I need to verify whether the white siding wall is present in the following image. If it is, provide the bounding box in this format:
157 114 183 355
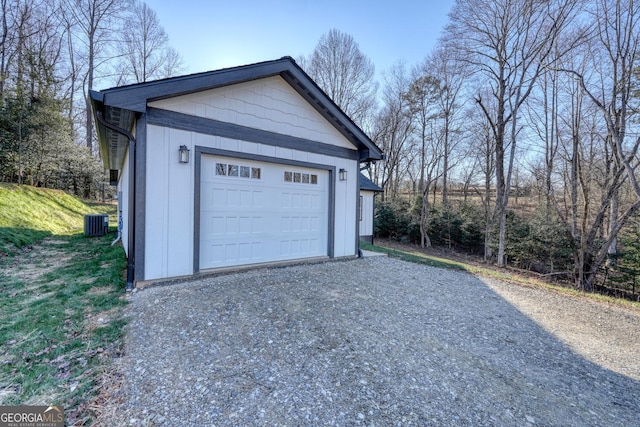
145 126 195 280
359 191 375 238
142 78 360 280
118 150 130 257
149 76 353 150
333 156 358 257
145 125 358 280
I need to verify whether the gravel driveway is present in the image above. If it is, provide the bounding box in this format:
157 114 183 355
108 257 640 426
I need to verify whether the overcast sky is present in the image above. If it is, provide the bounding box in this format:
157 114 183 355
145 0 455 78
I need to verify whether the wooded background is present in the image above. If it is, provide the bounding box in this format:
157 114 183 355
1 0 639 296
0 0 183 198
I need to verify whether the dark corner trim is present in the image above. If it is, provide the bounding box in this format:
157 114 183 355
356 168 361 256
193 146 203 275
134 114 147 282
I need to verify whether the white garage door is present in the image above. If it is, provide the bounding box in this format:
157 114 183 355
200 155 329 269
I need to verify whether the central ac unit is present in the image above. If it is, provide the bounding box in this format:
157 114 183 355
84 214 109 237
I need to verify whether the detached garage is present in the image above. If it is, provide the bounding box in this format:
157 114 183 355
91 57 383 288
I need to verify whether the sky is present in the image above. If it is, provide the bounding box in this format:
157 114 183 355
145 0 456 79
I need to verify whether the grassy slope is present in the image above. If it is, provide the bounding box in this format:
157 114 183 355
0 183 126 424
0 183 114 254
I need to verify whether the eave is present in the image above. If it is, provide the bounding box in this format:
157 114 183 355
90 91 136 172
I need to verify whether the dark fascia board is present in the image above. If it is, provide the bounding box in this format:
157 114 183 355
278 65 382 162
99 60 288 112
95 57 383 162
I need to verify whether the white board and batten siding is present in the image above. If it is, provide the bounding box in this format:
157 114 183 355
143 76 358 280
359 191 376 240
117 150 130 256
143 125 195 280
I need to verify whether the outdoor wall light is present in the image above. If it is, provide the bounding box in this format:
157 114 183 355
178 145 190 164
339 168 347 181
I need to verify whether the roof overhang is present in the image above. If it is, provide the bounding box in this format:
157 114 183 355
91 57 383 171
90 91 136 171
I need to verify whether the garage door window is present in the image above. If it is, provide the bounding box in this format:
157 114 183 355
216 162 261 180
284 170 318 185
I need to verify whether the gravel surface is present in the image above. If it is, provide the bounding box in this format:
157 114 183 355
107 257 640 426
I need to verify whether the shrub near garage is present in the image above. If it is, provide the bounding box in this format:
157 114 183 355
374 198 485 252
374 200 411 239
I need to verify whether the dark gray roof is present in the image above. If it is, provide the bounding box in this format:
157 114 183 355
91 57 383 171
360 173 383 192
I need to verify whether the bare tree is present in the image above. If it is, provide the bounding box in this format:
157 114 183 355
406 66 439 195
300 28 378 129
0 0 12 99
557 0 640 291
465 99 497 261
543 30 593 281
370 63 413 200
447 0 577 266
426 46 466 206
60 5 81 125
114 0 184 84
61 0 128 152
405 65 443 247
417 121 445 248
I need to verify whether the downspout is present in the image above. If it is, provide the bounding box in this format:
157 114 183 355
95 110 136 292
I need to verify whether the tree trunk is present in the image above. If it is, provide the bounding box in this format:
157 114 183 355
420 185 432 248
442 111 450 206
607 188 619 265
497 97 518 267
85 31 94 152
484 130 492 262
0 0 8 100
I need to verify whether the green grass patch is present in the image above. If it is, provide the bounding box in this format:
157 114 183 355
0 183 115 255
0 231 127 421
361 242 469 271
0 185 127 423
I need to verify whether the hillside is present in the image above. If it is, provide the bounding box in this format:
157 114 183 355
0 184 126 421
0 183 115 254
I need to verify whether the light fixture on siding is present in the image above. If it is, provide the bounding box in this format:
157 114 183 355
339 168 347 181
178 145 190 164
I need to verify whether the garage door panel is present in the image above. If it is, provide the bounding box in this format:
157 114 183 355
203 241 264 267
238 216 252 233
202 187 263 210
281 216 321 233
279 238 319 257
200 155 328 269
